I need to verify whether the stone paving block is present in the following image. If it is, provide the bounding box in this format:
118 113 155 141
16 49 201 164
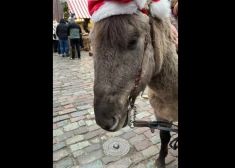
166 165 177 168
53 91 60 94
166 154 176 165
87 108 94 114
85 143 101 153
74 91 86 96
60 102 70 106
129 134 146 145
149 134 161 145
106 157 132 168
84 129 104 140
144 130 155 139
78 120 86 126
122 126 134 132
63 104 74 109
59 108 77 115
171 134 177 139
85 120 94 126
136 112 151 119
146 161 155 168
76 95 91 102
66 135 85 145
135 163 146 168
86 114 95 120
70 116 86 123
53 124 57 130
77 149 104 165
56 132 74 142
56 120 68 127
63 122 79 131
55 158 73 168
53 139 56 144
142 146 160 158
90 137 101 144
53 115 70 123
82 159 103 168
72 149 85 158
106 129 124 137
170 132 177 137
134 139 151 151
150 115 156 121
71 111 89 118
83 86 93 89
169 148 178 157
122 131 136 140
130 152 145 164
101 156 118 165
53 142 66 151
53 149 69 161
53 129 63 137
88 125 100 132
54 107 63 112
77 104 92 111
58 96 71 100
73 127 89 135
53 112 58 117
70 141 91 152
139 117 151 122
167 159 178 168
75 101 89 107
53 103 60 108
134 127 149 134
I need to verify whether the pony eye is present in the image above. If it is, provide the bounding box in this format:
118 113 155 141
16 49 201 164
128 39 137 45
128 36 138 49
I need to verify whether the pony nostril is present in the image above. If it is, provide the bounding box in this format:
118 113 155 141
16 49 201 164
109 116 119 131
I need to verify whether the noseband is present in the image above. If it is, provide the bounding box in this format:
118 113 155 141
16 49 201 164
126 16 178 150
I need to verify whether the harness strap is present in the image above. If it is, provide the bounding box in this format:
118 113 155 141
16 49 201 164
133 120 178 133
169 137 178 150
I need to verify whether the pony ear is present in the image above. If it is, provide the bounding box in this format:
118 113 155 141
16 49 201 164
149 0 171 19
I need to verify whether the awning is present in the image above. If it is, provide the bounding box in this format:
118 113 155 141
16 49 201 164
67 0 91 19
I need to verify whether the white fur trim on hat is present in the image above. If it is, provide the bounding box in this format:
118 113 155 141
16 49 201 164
150 0 171 19
134 0 146 9
91 0 147 23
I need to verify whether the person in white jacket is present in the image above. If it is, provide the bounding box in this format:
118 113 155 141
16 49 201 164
53 20 60 54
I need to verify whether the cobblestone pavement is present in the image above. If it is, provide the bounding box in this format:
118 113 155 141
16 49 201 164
53 52 178 168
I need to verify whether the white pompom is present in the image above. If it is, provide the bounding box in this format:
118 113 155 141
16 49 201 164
150 0 171 19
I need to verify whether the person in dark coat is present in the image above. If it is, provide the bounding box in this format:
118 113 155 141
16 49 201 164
67 18 83 59
56 19 69 57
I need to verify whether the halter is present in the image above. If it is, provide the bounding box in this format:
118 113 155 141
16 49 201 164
126 12 178 150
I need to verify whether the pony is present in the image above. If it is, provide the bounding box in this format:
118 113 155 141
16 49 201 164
89 0 178 167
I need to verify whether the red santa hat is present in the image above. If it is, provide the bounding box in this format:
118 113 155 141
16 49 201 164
88 0 171 23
